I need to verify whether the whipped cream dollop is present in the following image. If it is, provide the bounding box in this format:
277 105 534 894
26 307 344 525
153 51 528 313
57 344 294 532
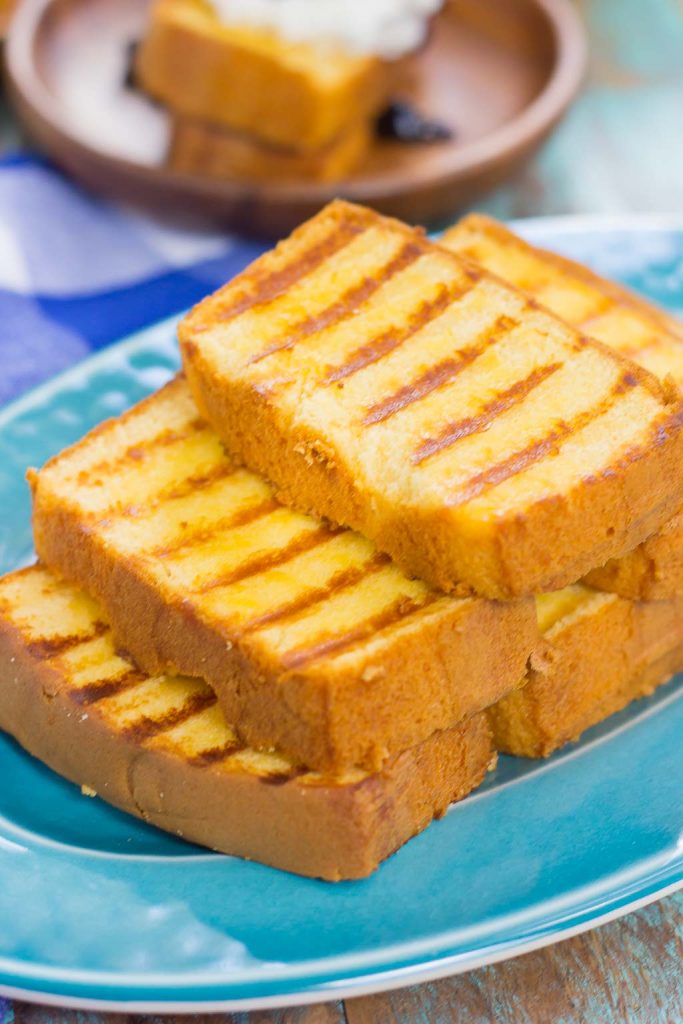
209 0 444 59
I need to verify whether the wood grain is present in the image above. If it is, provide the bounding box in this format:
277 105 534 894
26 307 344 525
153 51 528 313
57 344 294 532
347 892 683 1024
0 999 347 1024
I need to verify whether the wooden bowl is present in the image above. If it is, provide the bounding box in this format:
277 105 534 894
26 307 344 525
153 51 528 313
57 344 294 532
5 0 587 237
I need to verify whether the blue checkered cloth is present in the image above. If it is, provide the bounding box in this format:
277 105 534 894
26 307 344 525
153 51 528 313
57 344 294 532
0 155 268 406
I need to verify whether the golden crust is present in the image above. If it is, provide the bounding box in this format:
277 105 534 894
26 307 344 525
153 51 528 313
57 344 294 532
0 565 494 881
135 0 391 152
489 586 683 756
30 376 537 773
441 213 683 600
584 507 683 599
180 199 683 599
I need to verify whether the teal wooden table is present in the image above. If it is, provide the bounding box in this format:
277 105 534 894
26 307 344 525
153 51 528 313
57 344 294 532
1 0 682 1020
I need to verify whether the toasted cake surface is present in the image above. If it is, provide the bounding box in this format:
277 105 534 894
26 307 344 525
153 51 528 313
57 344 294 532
179 200 683 599
442 214 683 599
489 583 683 757
441 214 683 383
0 565 493 880
135 0 390 151
30 376 535 773
169 115 370 183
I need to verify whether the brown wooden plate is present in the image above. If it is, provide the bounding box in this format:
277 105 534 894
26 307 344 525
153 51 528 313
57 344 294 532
5 0 586 236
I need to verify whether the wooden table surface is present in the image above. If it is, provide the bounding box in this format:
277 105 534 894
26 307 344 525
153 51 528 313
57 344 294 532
1 0 682 1020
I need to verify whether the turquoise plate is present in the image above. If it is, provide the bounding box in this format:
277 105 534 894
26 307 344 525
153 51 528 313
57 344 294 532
1 218 682 1011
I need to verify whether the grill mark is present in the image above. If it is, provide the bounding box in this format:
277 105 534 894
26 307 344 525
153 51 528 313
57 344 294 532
413 362 563 466
571 295 616 329
452 219 679 326
77 420 206 484
188 740 247 767
27 621 108 660
323 274 479 385
124 690 217 743
447 370 641 507
514 248 683 345
216 220 367 323
364 314 517 426
249 241 424 365
241 553 391 634
71 667 149 706
280 594 436 670
150 498 279 559
572 274 683 338
197 524 339 594
614 371 640 393
119 463 238 520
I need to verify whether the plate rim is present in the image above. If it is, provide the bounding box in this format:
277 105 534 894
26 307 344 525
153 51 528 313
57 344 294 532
1 878 680 1014
0 213 682 1011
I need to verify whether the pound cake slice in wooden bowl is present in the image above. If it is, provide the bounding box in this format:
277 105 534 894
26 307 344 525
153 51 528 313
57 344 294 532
134 0 394 154
29 376 536 775
490 584 683 757
178 200 683 600
169 115 372 184
441 214 683 600
0 564 494 880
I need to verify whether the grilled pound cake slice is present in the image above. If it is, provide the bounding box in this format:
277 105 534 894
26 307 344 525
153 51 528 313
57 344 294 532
0 566 494 880
441 214 683 382
179 200 683 599
489 584 683 757
30 377 535 774
441 214 683 600
135 0 391 153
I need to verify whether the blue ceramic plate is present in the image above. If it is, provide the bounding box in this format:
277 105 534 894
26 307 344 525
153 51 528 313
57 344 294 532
1 217 682 1012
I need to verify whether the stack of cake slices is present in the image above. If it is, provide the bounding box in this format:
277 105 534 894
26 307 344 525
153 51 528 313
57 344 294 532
3 201 683 879
134 0 403 183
